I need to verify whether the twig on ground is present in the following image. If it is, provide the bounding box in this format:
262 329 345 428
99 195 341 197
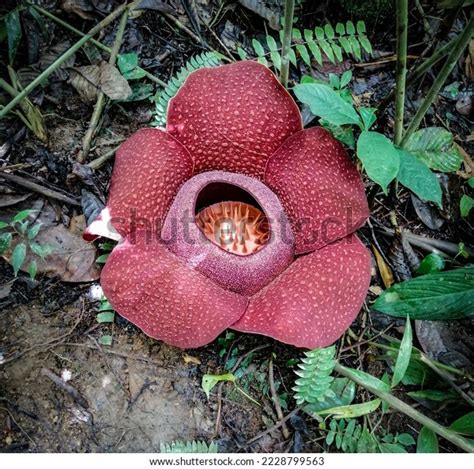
0 171 81 207
374 221 474 257
87 146 119 170
0 406 37 447
0 1 140 118
41 367 89 409
268 355 290 440
245 406 302 448
78 10 129 162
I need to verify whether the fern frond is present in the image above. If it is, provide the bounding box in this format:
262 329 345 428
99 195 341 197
249 20 372 72
160 440 219 453
151 52 223 127
293 345 336 405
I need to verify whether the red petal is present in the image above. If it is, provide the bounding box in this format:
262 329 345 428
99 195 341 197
232 234 371 349
265 127 369 254
92 128 193 238
167 61 302 179
101 232 248 349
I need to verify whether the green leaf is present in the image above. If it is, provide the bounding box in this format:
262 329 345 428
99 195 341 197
123 82 153 101
416 427 439 453
358 107 377 130
293 346 336 405
396 149 442 207
201 373 235 399
117 52 138 73
99 300 113 311
296 44 311 67
237 47 248 60
11 242 26 276
266 35 278 51
416 253 445 275
403 127 463 172
12 209 35 224
304 378 356 414
252 38 265 57
160 440 218 453
324 24 335 39
460 195 474 218
5 8 22 64
340 70 352 88
373 266 474 320
293 83 361 126
0 221 8 229
356 20 366 34
27 223 42 240
319 39 335 62
391 316 412 387
96 311 115 323
346 21 356 35
449 412 474 436
468 177 474 189
407 389 458 402
96 253 109 264
30 242 49 258
380 443 407 453
318 399 381 419
338 366 391 393
321 121 355 148
0 232 12 255
359 36 373 55
357 131 400 193
397 433 416 446
28 260 37 280
357 427 378 453
99 335 113 346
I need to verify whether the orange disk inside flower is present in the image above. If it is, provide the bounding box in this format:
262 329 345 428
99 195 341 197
196 201 269 256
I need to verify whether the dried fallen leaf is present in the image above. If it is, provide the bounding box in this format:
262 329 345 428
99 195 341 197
183 353 201 365
372 245 394 288
61 0 96 20
465 39 474 81
69 61 132 103
0 280 14 300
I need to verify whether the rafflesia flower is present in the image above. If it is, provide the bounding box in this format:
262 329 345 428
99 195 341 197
86 61 371 349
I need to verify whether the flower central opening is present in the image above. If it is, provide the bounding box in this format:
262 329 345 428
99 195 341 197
196 201 269 256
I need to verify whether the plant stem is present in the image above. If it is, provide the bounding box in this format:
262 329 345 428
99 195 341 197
0 2 138 118
401 15 474 145
394 0 408 145
335 363 474 452
279 0 295 88
79 10 129 162
30 4 167 88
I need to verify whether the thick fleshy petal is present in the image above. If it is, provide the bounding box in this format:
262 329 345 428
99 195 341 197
167 61 302 178
85 128 194 239
232 234 372 349
265 127 369 254
101 232 248 349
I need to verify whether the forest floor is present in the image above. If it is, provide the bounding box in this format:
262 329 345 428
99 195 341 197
0 0 473 454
